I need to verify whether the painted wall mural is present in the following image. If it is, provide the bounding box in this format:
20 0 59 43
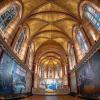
25 72 32 93
12 62 26 94
77 50 100 98
70 72 77 93
0 51 14 94
0 45 32 95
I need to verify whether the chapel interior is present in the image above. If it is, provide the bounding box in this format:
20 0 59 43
0 0 100 100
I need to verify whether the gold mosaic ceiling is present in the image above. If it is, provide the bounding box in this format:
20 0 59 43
20 0 82 67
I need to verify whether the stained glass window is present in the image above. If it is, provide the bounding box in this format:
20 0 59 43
84 5 100 31
0 5 18 31
76 30 89 54
15 28 26 53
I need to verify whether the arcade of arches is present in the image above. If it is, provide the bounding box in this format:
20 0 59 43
0 0 100 100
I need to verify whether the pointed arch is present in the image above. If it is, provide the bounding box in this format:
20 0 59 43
0 0 23 44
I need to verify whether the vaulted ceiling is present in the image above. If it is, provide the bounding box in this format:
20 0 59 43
20 0 82 68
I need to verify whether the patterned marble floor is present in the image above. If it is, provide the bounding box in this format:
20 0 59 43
21 95 85 100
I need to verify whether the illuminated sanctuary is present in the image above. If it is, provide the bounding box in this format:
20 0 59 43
0 0 100 100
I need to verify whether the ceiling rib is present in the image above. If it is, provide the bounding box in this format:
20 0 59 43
49 0 80 22
36 51 65 64
21 1 48 24
30 30 73 43
39 56 62 65
28 11 78 22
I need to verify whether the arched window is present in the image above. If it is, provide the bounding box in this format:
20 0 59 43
68 44 76 70
76 30 88 54
14 28 26 53
76 29 89 54
0 5 18 31
73 26 90 61
84 4 100 31
0 1 22 43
